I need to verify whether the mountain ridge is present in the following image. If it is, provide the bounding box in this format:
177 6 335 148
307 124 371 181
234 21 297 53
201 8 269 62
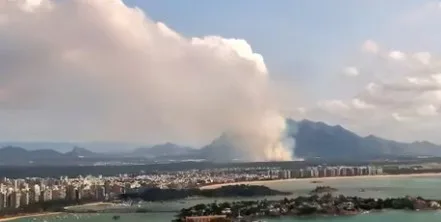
1 119 441 164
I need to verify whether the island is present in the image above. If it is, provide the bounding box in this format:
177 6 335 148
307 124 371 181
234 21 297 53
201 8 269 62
119 185 291 202
175 187 441 221
309 186 338 194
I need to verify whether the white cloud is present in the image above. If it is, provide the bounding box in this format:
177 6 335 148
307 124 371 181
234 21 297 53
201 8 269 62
416 104 438 116
365 82 380 94
352 98 375 109
389 50 406 60
0 0 294 161
392 112 412 122
310 37 441 143
343 66 359 77
431 73 441 84
296 107 307 114
413 52 431 65
317 100 350 114
361 40 379 54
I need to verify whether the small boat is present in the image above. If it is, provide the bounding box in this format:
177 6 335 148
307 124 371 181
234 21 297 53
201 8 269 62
112 215 121 220
359 189 366 192
311 180 323 184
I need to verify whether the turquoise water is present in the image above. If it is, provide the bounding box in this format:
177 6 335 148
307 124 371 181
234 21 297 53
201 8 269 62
10 211 441 222
10 176 441 221
267 211 441 221
10 213 176 222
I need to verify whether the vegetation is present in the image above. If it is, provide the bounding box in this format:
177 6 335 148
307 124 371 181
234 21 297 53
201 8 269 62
175 193 441 221
309 186 338 194
119 185 291 202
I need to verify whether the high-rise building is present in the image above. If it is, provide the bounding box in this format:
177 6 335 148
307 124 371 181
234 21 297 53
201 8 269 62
12 191 21 208
376 167 383 175
354 167 360 175
298 169 304 178
20 191 29 206
319 168 326 177
75 188 82 201
312 168 319 177
66 185 76 201
6 192 13 208
13 180 18 191
0 192 5 210
42 189 53 202
339 167 347 176
52 188 66 200
95 186 106 200
31 184 41 203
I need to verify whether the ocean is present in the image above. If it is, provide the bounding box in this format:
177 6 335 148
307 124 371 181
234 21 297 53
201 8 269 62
10 175 441 222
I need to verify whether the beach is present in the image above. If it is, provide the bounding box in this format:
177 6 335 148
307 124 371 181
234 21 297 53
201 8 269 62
0 202 113 222
63 201 114 209
199 172 441 189
0 212 62 222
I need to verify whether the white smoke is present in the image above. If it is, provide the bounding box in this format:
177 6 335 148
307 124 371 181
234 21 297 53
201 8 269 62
0 0 293 161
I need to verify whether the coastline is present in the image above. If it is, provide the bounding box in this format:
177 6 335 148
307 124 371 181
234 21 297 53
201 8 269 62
199 172 441 189
0 212 62 222
0 202 112 222
64 201 114 209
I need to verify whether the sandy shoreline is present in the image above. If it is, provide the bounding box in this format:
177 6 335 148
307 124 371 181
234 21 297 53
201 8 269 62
0 202 113 222
0 212 62 222
64 201 114 209
200 173 441 189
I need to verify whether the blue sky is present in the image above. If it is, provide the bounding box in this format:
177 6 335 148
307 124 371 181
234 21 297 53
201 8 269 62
124 0 432 100
114 0 441 144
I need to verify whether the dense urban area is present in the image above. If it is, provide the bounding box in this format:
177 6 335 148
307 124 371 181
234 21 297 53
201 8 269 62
2 160 441 221
0 165 383 212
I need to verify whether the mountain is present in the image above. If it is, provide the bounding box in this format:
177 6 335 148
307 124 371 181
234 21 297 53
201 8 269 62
132 143 193 157
3 119 441 164
290 119 441 159
199 119 441 161
0 146 98 164
64 147 98 158
0 142 146 153
198 133 250 162
0 146 64 163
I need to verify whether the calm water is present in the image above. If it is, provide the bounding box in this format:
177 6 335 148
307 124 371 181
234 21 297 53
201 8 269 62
11 176 441 222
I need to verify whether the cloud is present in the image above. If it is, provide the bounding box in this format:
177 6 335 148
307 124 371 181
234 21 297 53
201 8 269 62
391 112 412 122
416 104 438 116
361 40 379 54
343 66 359 77
317 100 350 114
308 37 441 143
351 98 375 110
0 0 293 161
389 50 406 60
413 52 431 65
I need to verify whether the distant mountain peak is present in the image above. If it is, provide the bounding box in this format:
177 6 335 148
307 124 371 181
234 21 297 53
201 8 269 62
64 146 96 157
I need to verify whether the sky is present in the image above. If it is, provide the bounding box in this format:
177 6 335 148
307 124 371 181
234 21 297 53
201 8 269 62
1 0 441 148
124 0 440 100
124 0 441 144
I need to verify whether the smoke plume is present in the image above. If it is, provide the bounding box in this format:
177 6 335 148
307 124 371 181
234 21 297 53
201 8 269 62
0 0 293 161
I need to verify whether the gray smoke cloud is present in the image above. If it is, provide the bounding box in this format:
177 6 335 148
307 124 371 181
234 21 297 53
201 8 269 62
0 0 294 161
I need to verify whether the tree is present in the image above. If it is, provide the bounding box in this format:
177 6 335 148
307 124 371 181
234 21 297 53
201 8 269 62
194 204 207 211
